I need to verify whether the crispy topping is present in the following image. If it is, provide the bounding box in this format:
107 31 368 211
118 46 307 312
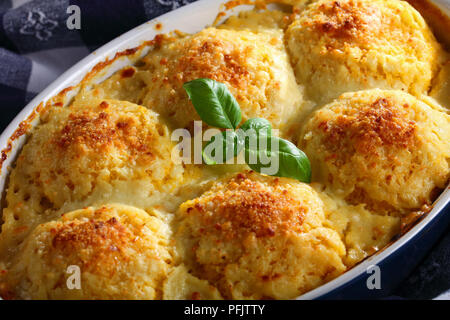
308 0 381 45
55 105 155 162
188 173 306 239
320 98 416 159
50 214 133 275
175 38 250 89
57 111 115 149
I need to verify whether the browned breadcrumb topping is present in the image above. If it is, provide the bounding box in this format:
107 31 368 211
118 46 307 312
50 211 134 276
319 1 379 38
186 172 306 239
175 39 251 89
305 0 382 46
57 111 115 149
319 98 416 162
55 103 155 162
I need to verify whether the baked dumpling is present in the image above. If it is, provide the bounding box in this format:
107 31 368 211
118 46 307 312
286 0 444 104
0 204 173 299
0 99 183 257
299 89 450 214
139 27 304 133
175 171 346 299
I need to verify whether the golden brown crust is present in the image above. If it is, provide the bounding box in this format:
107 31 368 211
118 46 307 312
55 105 155 164
1 204 173 300
286 0 445 104
0 33 158 174
318 98 417 162
300 89 450 214
313 0 381 44
185 172 306 239
50 214 132 277
57 111 115 150
176 40 251 89
0 98 184 262
175 171 346 299
139 27 304 131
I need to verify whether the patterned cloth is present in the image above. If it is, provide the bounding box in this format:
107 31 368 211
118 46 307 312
0 0 449 300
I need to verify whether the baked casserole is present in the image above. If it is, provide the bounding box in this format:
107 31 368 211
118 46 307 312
0 0 449 299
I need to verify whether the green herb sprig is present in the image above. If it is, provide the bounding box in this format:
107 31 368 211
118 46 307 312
183 78 311 183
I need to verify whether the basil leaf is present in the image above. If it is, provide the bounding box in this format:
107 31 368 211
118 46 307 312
238 118 272 152
183 78 242 129
202 130 244 165
245 136 311 183
239 118 272 136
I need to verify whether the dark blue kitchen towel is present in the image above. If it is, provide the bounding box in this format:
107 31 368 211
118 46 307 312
0 0 449 300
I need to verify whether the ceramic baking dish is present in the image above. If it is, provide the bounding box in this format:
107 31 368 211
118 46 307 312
0 0 448 300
